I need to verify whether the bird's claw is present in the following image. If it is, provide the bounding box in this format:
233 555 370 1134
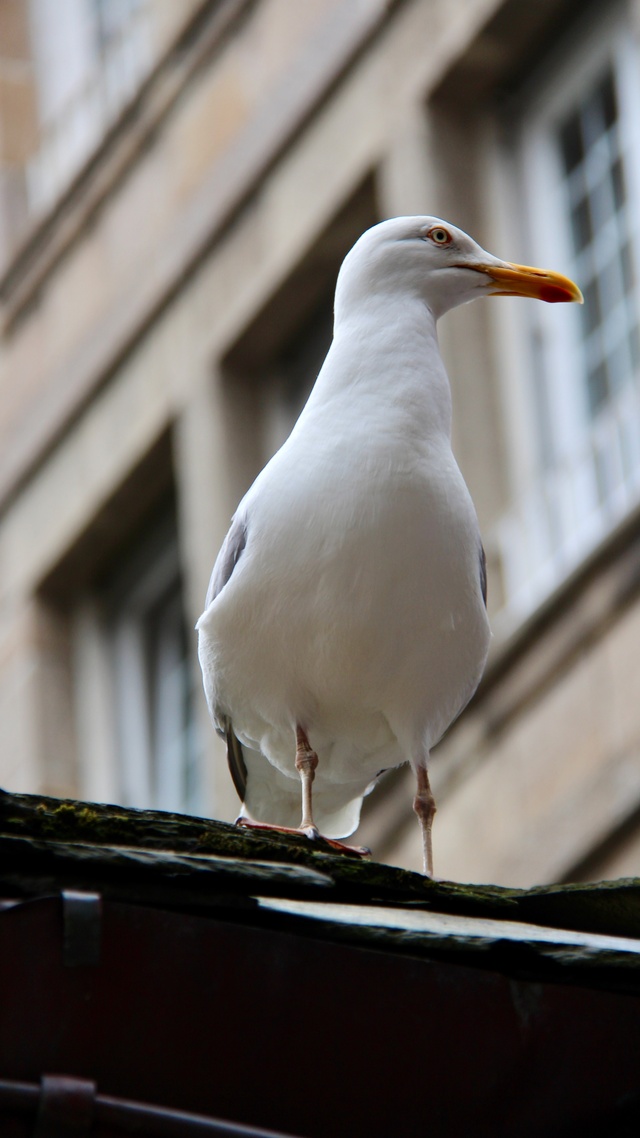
321 838 371 859
300 824 321 841
233 816 370 859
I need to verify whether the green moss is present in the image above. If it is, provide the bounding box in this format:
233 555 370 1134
30 800 134 843
3 788 640 942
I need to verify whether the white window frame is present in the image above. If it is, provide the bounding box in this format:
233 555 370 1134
492 0 640 630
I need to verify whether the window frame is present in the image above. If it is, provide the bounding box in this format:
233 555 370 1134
27 0 151 216
492 0 640 627
71 513 203 815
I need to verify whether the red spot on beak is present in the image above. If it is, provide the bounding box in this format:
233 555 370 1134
539 282 577 303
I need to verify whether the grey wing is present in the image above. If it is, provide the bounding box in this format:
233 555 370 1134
203 514 249 802
204 514 248 609
479 541 488 607
220 715 247 801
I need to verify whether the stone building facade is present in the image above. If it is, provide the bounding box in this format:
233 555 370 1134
1 0 639 886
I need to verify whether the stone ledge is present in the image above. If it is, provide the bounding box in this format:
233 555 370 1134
3 787 640 995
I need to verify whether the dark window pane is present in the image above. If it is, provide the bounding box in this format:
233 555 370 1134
599 70 618 131
611 156 626 210
584 70 617 145
630 325 640 370
591 173 615 229
587 360 609 413
621 242 635 293
559 114 583 173
581 278 602 334
570 197 592 251
599 255 624 315
581 69 617 152
594 446 614 505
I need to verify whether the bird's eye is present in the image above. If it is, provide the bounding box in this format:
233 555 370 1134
426 226 452 246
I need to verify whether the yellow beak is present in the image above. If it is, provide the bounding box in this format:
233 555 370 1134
472 261 583 304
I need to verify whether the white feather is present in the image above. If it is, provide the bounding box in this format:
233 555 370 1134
197 216 496 838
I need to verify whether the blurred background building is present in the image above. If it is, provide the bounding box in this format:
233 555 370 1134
0 0 639 886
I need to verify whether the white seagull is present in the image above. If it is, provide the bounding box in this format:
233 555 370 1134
197 216 581 875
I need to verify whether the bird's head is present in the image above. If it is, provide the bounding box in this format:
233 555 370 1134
334 216 583 322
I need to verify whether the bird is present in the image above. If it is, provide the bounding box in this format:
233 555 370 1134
197 216 582 876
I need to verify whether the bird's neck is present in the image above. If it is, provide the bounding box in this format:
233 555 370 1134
319 295 453 443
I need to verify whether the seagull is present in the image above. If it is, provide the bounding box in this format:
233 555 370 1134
197 216 582 875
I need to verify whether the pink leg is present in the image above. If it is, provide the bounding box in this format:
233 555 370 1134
295 725 319 837
414 763 437 877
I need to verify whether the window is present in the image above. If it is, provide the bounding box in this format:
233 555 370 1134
72 511 203 814
494 3 640 626
261 295 335 458
221 177 378 473
559 69 639 418
27 0 151 215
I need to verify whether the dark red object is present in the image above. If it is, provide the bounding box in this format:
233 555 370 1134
1 891 640 1137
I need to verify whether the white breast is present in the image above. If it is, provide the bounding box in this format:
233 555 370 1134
198 422 489 788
